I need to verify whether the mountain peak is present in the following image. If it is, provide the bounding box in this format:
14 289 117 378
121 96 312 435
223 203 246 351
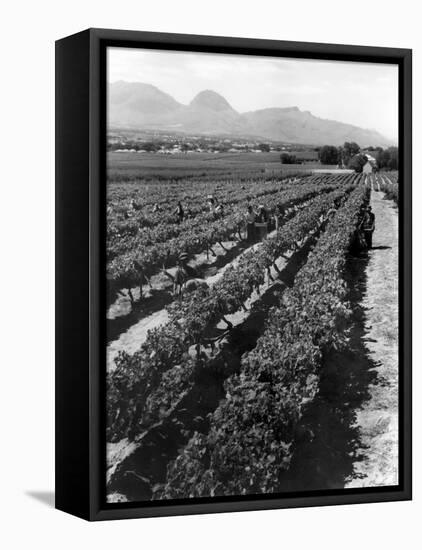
109 82 393 146
190 90 236 113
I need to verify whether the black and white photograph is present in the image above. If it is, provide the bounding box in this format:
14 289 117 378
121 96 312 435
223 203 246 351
105 46 400 504
1 0 419 541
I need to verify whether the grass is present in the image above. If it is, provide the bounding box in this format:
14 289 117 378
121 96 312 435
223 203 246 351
107 151 324 184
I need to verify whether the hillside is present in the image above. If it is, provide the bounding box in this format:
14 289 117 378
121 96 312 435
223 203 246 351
108 81 394 147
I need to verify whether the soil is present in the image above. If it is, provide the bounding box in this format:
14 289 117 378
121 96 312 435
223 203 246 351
345 189 399 487
106 237 241 370
106 228 282 371
106 224 323 502
106 188 399 499
276 188 399 492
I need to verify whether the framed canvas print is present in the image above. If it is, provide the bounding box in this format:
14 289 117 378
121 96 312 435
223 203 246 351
55 28 412 521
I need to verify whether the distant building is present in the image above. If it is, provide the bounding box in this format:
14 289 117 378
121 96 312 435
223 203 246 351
363 160 374 174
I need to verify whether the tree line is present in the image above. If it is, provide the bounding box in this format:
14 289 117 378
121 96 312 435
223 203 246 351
315 142 398 172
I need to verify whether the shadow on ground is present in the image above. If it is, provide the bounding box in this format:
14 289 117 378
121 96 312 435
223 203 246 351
107 288 173 343
106 239 250 345
278 250 379 491
107 227 324 501
26 491 55 508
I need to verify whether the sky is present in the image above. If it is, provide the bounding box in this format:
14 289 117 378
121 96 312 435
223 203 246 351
108 47 398 142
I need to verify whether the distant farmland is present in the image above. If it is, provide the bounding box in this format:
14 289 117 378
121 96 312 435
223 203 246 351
107 151 330 183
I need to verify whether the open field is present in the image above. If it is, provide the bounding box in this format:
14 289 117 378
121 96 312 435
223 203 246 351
107 151 335 183
105 159 399 503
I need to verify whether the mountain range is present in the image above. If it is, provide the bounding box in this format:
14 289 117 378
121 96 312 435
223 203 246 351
108 81 393 147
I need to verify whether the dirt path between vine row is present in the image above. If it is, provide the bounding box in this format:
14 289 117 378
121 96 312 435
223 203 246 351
346 189 399 488
106 228 281 372
106 219 326 499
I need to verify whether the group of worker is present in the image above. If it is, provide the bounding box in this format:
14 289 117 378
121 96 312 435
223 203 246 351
244 197 296 243
126 193 376 252
244 197 376 250
245 203 270 243
171 196 225 224
122 195 224 225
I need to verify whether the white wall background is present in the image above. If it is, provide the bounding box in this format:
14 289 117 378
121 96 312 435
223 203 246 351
0 0 419 547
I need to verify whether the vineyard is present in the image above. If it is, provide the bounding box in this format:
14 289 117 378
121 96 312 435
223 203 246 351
106 158 399 503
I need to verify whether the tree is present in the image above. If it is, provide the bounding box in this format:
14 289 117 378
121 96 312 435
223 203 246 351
280 153 298 164
376 147 398 170
348 153 368 173
318 145 339 165
258 143 271 152
143 141 160 152
341 141 360 166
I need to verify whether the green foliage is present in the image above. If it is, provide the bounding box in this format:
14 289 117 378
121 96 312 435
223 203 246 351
376 147 399 171
348 153 368 173
340 141 360 166
106 169 371 501
378 172 399 204
158 184 369 499
107 176 363 447
107 180 311 291
107 174 342 296
318 145 339 165
280 153 297 164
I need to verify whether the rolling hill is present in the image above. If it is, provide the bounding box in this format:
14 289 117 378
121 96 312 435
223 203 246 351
108 81 393 147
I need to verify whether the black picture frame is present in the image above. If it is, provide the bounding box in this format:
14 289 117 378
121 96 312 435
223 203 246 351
55 28 412 521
